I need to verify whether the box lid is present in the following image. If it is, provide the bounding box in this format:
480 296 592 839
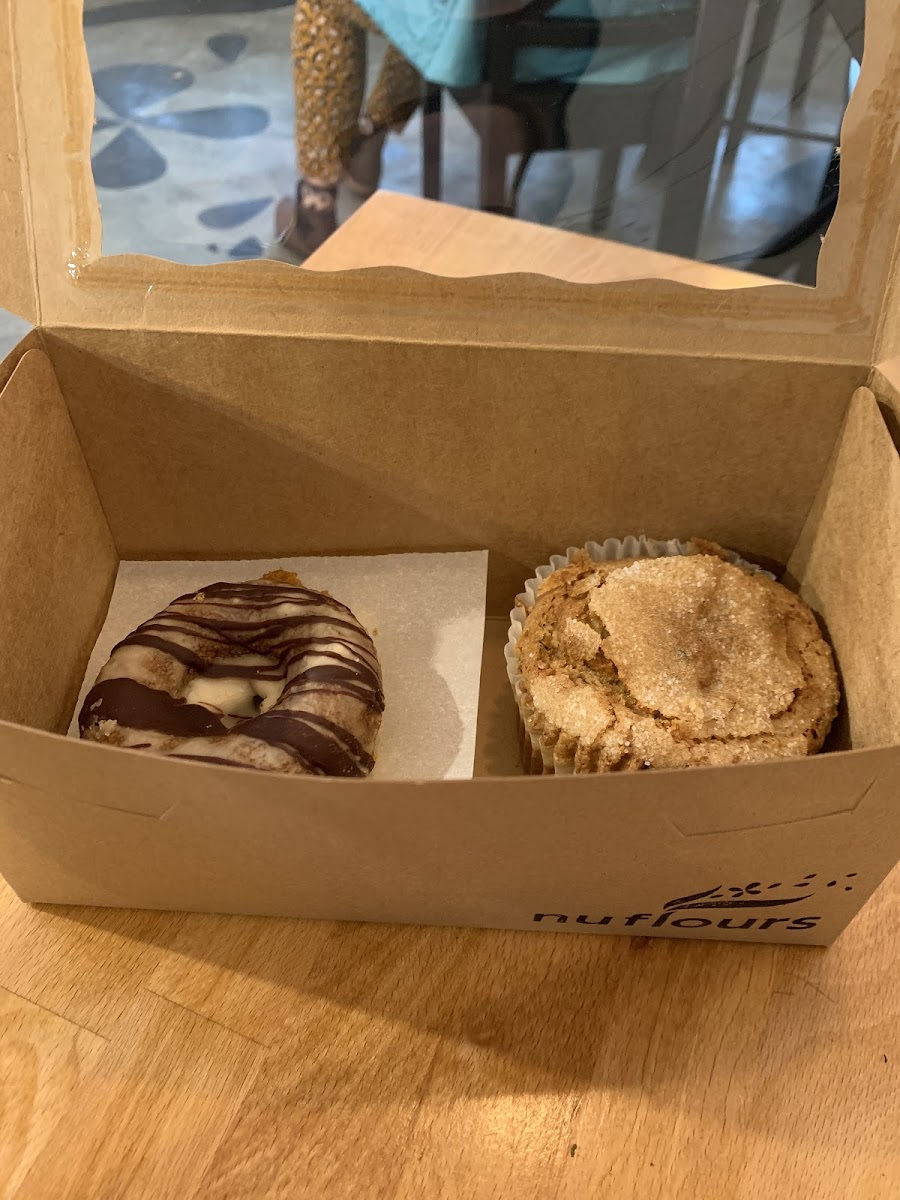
2 0 899 364
0 0 37 326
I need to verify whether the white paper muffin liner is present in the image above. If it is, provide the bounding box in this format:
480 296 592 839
506 537 773 775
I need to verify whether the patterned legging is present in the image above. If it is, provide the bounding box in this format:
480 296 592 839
292 0 421 185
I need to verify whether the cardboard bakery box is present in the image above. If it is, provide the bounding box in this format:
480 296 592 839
0 0 899 947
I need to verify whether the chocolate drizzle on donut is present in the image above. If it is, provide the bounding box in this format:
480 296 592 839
84 677 231 737
79 574 383 777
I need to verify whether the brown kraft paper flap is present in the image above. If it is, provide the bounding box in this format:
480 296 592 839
0 349 117 731
0 0 37 324
788 387 900 750
1 718 899 947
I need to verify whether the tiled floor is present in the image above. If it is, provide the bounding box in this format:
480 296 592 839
77 1 858 279
85 0 297 263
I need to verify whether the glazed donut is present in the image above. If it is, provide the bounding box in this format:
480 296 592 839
78 570 383 776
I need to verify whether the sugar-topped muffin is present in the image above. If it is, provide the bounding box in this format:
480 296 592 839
513 546 839 774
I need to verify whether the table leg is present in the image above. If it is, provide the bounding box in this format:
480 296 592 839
825 0 864 61
792 0 828 109
725 0 781 155
656 0 753 259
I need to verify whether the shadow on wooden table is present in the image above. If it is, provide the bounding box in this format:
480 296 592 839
11 854 896 1200
49 895 833 1099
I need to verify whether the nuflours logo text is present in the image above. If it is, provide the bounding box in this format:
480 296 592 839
533 873 858 933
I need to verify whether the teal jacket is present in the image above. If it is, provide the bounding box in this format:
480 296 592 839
357 0 691 89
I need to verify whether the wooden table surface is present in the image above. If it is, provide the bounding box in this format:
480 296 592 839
304 191 776 289
3 871 900 1199
4 198 896 1200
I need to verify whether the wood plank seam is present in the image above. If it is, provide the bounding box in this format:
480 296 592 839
142 987 270 1050
0 983 108 1042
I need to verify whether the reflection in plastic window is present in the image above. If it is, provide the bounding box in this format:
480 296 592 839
85 0 862 285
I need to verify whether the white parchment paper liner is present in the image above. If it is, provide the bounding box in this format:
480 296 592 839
70 552 489 781
505 537 772 775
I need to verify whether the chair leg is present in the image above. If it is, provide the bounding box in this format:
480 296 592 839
508 148 535 214
480 91 520 216
657 0 751 258
640 74 685 181
591 144 624 230
478 90 511 214
725 0 781 157
792 0 827 109
422 82 442 201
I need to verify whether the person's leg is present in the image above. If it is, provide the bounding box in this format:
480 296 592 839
345 17 422 198
365 45 421 132
278 0 368 257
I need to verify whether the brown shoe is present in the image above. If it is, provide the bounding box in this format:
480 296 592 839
275 181 337 260
345 126 387 199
